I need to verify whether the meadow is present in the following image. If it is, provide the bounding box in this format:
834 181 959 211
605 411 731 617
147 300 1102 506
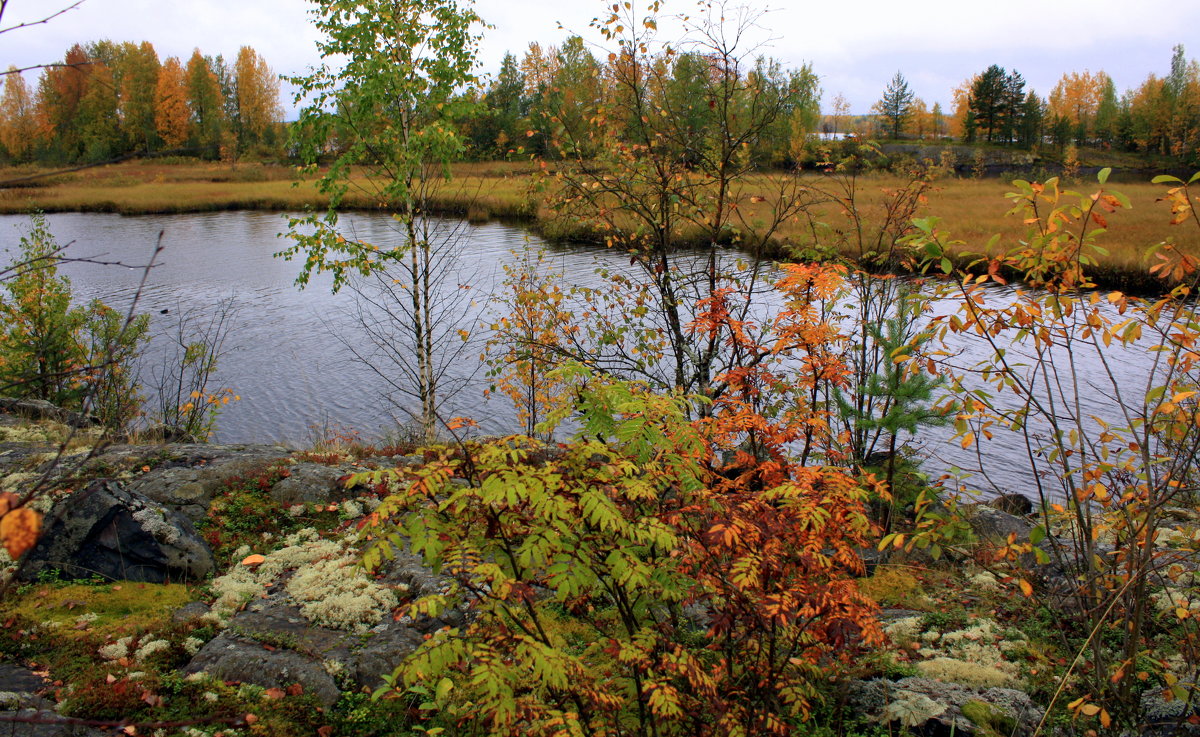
0 159 1188 289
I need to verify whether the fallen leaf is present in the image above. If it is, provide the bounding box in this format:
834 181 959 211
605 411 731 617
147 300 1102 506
0 507 41 558
264 688 285 700
287 683 304 696
241 554 266 567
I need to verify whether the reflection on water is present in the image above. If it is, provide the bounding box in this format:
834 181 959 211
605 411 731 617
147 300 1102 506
0 211 1159 499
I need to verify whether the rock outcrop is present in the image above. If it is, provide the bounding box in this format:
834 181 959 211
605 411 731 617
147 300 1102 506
17 480 214 584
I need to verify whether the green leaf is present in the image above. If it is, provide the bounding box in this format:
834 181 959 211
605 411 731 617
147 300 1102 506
1153 175 1183 185
1030 524 1046 545
1097 167 1111 184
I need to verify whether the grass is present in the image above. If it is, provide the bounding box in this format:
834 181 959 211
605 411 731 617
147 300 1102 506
0 158 1191 290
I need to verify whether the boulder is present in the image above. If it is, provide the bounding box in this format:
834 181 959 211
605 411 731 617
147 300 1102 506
17 480 214 584
268 462 358 505
185 544 463 705
126 445 293 519
988 493 1034 516
964 505 1034 545
848 676 1043 735
0 397 98 428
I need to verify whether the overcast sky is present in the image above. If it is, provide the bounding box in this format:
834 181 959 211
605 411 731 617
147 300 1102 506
3 0 1197 118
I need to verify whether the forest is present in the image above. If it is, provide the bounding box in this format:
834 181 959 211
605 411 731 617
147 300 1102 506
1 0 1200 736
2 32 1199 168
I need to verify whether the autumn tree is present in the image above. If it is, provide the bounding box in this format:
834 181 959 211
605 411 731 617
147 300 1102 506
117 41 161 152
35 43 90 160
280 0 485 441
1048 69 1105 144
873 70 914 139
232 46 282 153
830 91 851 137
0 69 39 161
185 50 226 156
154 56 190 149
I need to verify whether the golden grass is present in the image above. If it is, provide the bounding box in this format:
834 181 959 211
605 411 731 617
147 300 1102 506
1 159 1192 289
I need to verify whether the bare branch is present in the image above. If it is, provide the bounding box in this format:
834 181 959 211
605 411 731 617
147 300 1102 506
0 1 85 35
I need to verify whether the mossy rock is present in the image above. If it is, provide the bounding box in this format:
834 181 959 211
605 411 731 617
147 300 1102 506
962 699 1018 736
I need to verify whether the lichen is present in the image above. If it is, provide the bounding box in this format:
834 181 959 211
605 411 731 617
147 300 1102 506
916 657 1015 689
879 692 946 727
286 552 397 633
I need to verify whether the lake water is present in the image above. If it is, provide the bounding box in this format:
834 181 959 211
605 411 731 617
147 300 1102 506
0 210 1159 500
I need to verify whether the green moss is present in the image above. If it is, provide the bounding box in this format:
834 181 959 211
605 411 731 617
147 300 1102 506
1 581 193 638
961 699 1017 736
858 566 930 609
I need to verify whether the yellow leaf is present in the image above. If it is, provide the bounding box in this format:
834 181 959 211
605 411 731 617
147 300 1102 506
0 507 41 559
1018 579 1033 597
1177 607 1191 619
1099 709 1111 728
1080 704 1101 716
961 432 975 449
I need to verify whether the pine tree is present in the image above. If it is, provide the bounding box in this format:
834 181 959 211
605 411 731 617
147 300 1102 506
874 71 914 139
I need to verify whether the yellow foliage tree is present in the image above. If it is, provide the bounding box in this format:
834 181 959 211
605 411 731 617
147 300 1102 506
0 69 39 160
154 56 191 149
233 46 282 151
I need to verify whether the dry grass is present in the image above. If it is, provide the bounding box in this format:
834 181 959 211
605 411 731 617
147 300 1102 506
0 159 1191 288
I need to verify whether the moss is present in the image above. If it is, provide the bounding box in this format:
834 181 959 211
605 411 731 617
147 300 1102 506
961 699 1018 736
858 566 930 609
0 582 193 639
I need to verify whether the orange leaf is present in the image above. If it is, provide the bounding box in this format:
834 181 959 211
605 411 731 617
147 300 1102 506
0 507 41 559
286 683 304 696
1018 579 1033 597
241 554 266 567
264 688 285 700
1080 703 1101 716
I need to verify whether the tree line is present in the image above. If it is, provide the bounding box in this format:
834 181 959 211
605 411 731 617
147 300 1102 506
868 45 1200 162
0 41 284 164
4 35 1199 168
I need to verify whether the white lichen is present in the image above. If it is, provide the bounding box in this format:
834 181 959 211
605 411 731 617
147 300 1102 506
133 638 170 661
286 553 397 633
131 507 180 545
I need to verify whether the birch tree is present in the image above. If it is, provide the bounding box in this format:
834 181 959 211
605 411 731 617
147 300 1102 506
278 0 485 441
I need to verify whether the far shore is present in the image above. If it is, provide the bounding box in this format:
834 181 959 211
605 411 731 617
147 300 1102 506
0 158 1190 293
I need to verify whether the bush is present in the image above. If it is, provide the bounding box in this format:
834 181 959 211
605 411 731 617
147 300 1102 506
356 369 881 736
0 213 149 430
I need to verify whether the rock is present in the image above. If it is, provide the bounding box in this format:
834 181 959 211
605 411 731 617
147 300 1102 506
172 601 212 623
964 505 1034 545
1141 680 1200 735
269 463 356 505
848 677 1043 736
126 445 293 519
988 493 1033 516
0 710 106 736
17 480 214 584
184 631 343 706
185 542 464 704
0 397 98 428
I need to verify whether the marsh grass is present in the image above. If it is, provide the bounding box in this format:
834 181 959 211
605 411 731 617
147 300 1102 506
0 160 1187 289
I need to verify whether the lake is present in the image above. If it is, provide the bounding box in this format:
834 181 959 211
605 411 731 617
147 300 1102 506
0 210 1157 500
